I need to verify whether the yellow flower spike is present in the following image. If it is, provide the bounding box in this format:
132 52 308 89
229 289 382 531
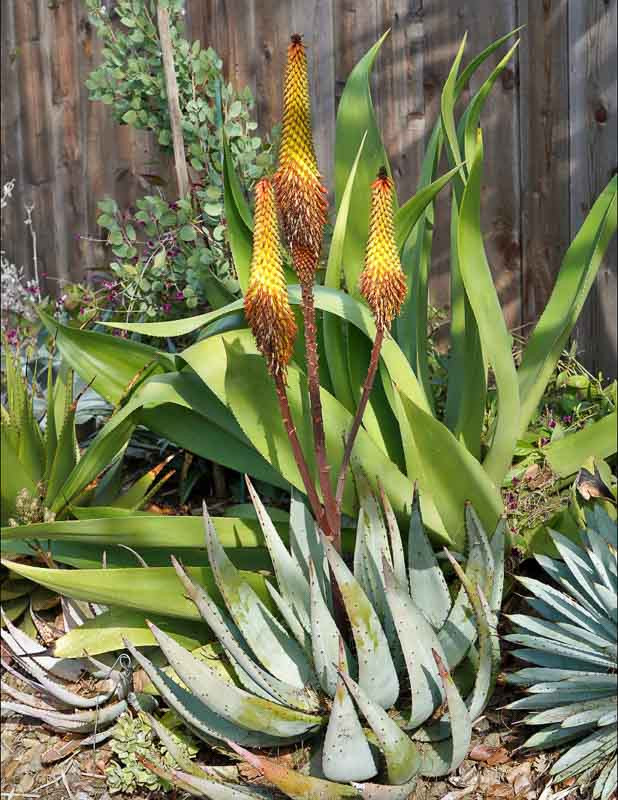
273 34 328 275
359 167 407 330
244 178 297 376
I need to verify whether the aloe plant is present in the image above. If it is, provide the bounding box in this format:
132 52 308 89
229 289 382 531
1 338 175 628
0 606 156 739
506 505 617 799
1 339 174 526
119 479 505 796
37 28 617 550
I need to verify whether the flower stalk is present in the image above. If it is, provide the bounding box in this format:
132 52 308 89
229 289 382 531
274 34 338 545
334 168 407 528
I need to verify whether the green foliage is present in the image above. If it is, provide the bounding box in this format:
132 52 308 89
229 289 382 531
506 505 617 798
106 711 198 795
123 483 504 794
85 0 275 317
41 31 617 546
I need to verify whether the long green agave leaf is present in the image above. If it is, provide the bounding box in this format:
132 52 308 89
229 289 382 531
38 309 174 406
396 390 503 548
1 559 273 621
518 177 617 434
543 412 618 478
457 129 520 486
335 29 391 298
223 133 253 294
324 132 367 412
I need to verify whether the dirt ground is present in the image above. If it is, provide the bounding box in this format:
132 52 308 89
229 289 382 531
1 699 586 800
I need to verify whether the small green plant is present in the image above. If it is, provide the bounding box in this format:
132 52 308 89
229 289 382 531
85 0 275 317
506 504 617 799
106 711 198 795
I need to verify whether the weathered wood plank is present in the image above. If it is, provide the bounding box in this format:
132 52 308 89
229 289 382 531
375 0 424 206
570 0 618 379
518 0 571 330
186 0 257 98
291 0 336 185
253 0 290 140
1 0 28 281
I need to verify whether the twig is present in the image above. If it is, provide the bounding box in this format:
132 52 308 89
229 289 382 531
156 4 190 199
335 326 385 512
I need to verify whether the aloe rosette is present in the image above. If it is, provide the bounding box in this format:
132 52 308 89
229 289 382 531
123 478 505 797
506 505 617 799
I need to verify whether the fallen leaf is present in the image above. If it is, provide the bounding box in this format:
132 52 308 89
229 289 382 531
487 785 514 798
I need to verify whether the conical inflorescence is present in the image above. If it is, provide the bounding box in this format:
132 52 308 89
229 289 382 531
273 34 327 283
244 178 297 376
359 168 407 330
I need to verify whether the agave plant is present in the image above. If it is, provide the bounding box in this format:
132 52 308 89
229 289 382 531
0 606 156 742
121 479 504 796
506 504 617 799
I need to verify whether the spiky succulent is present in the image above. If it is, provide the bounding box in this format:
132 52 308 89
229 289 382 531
506 505 617 799
0 608 155 742
126 477 505 796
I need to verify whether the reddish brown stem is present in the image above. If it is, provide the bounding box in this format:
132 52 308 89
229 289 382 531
274 373 331 537
300 282 340 547
335 325 385 514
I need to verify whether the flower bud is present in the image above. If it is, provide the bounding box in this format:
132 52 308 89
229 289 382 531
244 179 297 375
359 168 407 330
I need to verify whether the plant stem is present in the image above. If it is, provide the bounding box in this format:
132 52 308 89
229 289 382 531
335 325 385 515
156 3 190 199
274 372 330 536
300 282 340 547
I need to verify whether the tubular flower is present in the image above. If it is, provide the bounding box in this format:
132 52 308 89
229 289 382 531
273 34 327 278
244 178 297 376
359 168 407 330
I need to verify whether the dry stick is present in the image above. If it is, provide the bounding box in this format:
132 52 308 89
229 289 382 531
335 325 386 513
273 372 331 536
157 4 190 199
300 281 340 546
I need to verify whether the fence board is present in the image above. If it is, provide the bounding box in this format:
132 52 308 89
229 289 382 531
0 0 615 377
570 0 618 379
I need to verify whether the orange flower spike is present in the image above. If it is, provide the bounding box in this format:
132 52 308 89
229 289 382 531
273 34 328 279
244 178 297 376
359 167 407 330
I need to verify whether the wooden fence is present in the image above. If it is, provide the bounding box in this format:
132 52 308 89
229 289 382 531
1 0 616 377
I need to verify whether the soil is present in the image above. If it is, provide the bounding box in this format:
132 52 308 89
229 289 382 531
1 692 584 800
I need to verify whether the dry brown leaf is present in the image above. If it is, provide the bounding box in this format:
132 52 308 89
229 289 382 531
487 748 511 767
487 785 515 798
